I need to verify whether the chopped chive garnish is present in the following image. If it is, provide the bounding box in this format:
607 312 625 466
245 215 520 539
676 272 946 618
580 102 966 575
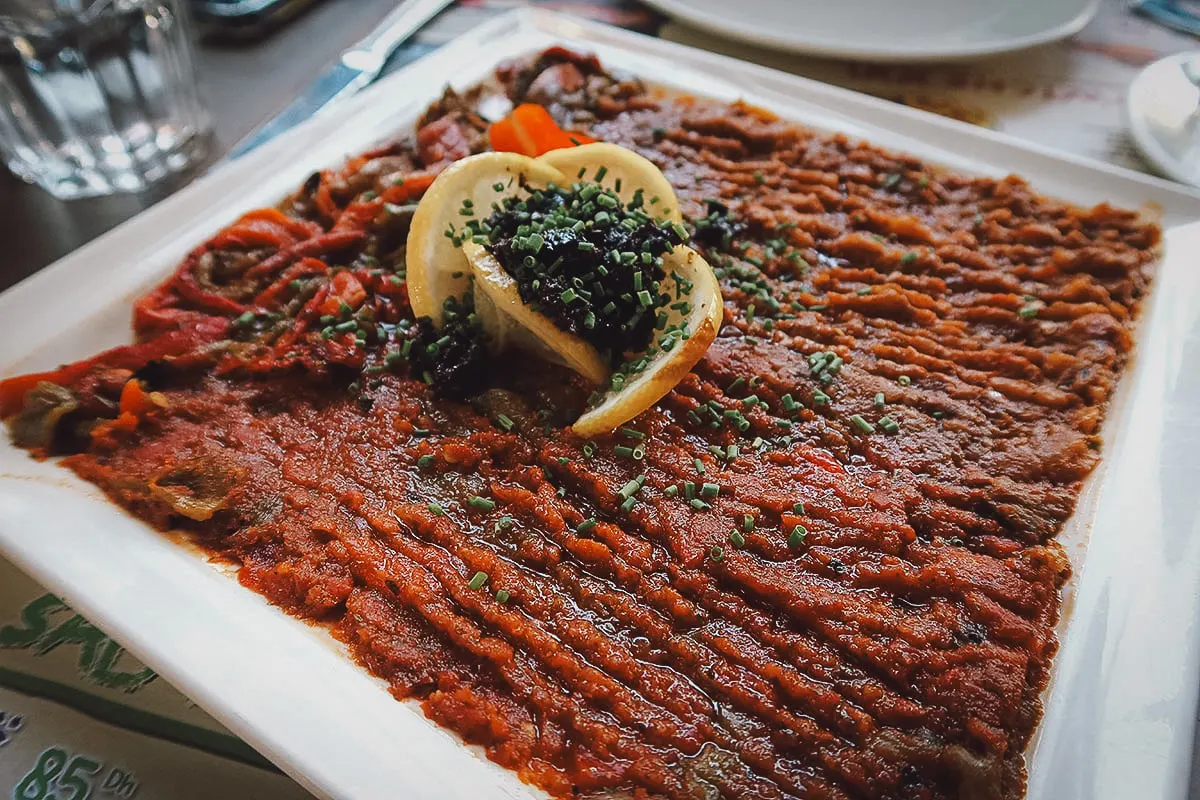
495 589 510 603
418 454 435 468
468 571 488 590
742 514 755 532
428 502 445 516
900 251 917 265
793 501 805 515
879 416 900 434
614 444 635 458
576 518 597 534
468 495 496 511
701 483 720 499
664 485 679 497
619 479 642 498
726 377 746 393
694 458 705 474
874 392 885 409
620 427 645 440
898 375 912 386
684 481 696 501
849 414 876 434
730 530 746 548
621 496 637 513
710 545 724 562
788 525 807 548
495 414 514 432
497 516 514 530
690 498 710 511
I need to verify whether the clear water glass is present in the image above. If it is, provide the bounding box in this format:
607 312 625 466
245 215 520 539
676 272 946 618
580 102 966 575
0 0 211 200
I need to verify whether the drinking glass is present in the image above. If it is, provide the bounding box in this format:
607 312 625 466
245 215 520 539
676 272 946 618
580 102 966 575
0 0 211 200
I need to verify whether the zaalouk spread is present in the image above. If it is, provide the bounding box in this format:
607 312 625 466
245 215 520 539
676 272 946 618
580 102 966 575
0 47 1159 800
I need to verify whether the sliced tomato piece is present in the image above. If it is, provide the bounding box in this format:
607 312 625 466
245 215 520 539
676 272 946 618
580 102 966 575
319 271 367 316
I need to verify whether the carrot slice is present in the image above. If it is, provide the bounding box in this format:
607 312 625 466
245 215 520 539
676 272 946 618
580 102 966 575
513 104 595 154
488 117 535 156
489 104 594 157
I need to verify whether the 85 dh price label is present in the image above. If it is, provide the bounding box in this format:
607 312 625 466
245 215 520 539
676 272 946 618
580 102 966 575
13 748 138 800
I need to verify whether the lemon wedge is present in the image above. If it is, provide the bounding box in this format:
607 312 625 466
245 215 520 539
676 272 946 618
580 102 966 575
572 246 723 437
538 143 683 224
462 240 609 385
406 152 564 325
405 141 724 434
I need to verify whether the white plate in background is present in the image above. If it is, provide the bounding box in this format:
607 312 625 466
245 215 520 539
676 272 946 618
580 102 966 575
0 9 1198 800
641 0 1101 61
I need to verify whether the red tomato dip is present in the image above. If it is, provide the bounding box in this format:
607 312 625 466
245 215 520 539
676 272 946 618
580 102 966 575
1 48 1158 800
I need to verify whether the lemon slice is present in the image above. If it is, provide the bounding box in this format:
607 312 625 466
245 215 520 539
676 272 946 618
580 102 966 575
407 153 565 324
572 245 723 437
539 143 683 223
462 240 609 385
406 142 725 435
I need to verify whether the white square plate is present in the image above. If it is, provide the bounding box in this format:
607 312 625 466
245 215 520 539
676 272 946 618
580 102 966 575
2 10 1199 800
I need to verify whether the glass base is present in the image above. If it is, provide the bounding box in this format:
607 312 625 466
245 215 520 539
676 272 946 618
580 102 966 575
6 128 212 201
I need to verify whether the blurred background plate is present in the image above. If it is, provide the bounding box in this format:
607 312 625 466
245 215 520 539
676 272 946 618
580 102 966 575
639 0 1102 61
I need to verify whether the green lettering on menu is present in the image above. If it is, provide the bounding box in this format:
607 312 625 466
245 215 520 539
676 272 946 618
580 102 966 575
90 639 156 692
34 614 107 665
0 594 67 648
1 593 157 693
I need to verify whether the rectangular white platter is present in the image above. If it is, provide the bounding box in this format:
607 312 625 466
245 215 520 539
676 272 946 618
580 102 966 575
3 9 1200 800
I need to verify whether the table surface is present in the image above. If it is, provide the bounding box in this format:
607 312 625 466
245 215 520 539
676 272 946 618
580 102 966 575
0 0 401 295
2 0 1199 797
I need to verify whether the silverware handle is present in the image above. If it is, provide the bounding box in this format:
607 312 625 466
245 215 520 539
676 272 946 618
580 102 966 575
353 0 452 63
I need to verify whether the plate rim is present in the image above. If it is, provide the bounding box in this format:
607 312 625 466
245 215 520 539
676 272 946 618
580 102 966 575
0 8 1197 800
640 0 1103 62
